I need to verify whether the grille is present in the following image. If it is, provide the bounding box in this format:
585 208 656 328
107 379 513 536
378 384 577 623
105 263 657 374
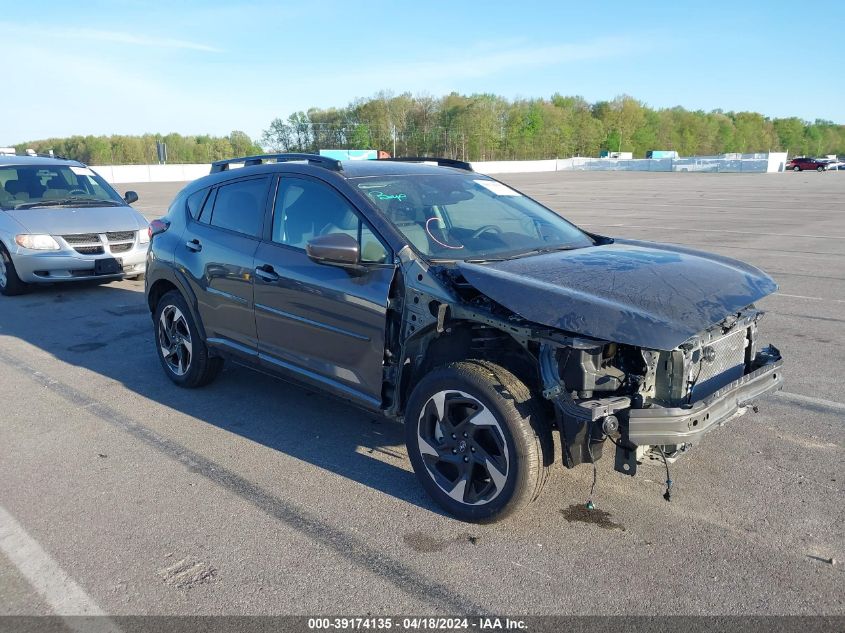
74 245 105 255
106 231 135 242
63 233 100 245
110 243 132 253
690 328 748 401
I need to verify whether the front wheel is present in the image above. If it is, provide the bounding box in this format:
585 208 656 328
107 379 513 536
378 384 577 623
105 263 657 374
817 165 825 172
154 290 222 388
793 165 801 171
0 243 28 296
405 360 551 522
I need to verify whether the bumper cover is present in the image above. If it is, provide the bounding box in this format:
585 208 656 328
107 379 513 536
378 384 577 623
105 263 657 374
13 249 146 283
626 346 783 446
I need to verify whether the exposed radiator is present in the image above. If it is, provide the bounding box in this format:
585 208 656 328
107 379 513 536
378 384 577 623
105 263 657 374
690 327 748 400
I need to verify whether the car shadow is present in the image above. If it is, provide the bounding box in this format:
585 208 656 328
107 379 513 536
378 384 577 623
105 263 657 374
2 280 443 516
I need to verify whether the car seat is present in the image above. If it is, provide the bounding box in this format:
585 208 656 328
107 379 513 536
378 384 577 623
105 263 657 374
42 176 72 200
385 200 431 254
4 180 29 201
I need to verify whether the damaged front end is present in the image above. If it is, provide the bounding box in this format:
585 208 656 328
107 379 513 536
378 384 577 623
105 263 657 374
389 241 784 504
448 239 786 484
538 309 784 479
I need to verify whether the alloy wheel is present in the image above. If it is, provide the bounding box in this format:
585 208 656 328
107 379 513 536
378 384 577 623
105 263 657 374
0 256 7 289
158 305 193 376
416 390 510 506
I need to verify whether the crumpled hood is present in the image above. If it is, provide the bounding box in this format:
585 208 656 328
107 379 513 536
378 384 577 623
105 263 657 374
457 239 778 351
5 205 147 236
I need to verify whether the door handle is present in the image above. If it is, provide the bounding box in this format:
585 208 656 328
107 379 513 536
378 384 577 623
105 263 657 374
255 264 280 282
185 239 202 252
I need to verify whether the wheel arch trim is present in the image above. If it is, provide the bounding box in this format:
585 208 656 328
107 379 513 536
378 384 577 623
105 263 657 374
146 264 208 341
393 319 540 418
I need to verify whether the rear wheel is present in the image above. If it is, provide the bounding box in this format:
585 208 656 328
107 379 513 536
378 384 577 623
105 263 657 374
405 360 551 522
0 243 28 296
154 290 222 388
817 165 825 172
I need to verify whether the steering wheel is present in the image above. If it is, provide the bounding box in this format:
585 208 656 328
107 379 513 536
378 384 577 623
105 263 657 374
470 224 503 239
67 189 87 196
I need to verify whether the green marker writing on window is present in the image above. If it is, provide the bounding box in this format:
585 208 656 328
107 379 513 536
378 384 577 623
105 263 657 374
372 191 407 202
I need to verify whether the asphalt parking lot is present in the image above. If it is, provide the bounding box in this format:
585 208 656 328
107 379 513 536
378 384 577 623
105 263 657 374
1 171 843 617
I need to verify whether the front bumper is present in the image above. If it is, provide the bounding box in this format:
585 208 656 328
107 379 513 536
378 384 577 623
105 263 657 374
13 246 147 283
626 346 784 446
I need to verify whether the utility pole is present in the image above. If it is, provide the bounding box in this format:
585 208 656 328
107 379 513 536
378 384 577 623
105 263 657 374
392 124 396 157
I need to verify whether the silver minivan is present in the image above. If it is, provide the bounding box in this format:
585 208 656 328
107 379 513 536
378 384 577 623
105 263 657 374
0 154 150 296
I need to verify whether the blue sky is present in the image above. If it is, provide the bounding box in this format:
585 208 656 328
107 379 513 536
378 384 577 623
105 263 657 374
3 0 842 144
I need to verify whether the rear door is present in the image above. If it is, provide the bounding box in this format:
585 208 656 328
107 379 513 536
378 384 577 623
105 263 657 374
253 174 394 406
179 175 271 357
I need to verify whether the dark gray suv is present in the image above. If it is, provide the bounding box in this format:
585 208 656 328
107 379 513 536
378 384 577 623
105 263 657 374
145 154 784 522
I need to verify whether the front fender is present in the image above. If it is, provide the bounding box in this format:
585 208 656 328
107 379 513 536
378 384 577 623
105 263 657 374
0 211 29 254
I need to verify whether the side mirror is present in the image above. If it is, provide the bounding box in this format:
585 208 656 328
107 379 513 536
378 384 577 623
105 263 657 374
124 191 139 204
306 233 360 268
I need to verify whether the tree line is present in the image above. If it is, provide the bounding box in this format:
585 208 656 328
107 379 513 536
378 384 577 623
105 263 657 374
13 94 844 164
13 131 262 165
261 92 845 161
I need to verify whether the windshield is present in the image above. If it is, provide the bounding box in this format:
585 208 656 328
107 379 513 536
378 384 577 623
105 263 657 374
353 174 594 261
0 164 125 210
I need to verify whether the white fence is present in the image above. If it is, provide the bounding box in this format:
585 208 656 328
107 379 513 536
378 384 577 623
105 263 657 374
91 163 211 184
474 152 788 174
93 152 790 184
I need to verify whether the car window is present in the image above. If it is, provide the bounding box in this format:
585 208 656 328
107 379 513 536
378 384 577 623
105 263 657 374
0 164 125 210
352 174 594 261
444 192 526 233
208 177 269 237
272 177 387 263
197 188 217 223
359 225 388 264
186 188 209 219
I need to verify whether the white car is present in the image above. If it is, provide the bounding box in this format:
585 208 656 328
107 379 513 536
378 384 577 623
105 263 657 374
0 154 149 296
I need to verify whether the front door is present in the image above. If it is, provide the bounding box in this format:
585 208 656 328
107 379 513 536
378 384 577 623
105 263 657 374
253 175 394 405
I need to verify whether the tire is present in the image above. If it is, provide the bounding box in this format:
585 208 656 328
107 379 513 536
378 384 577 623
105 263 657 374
817 165 824 172
0 243 29 296
793 165 801 171
153 290 222 388
405 360 551 522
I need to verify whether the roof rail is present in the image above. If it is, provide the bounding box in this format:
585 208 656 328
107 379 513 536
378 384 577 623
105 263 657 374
0 150 72 161
210 153 343 174
38 152 72 160
378 156 474 172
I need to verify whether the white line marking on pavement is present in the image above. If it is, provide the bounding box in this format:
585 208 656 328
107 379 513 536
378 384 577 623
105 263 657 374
0 504 121 631
579 223 845 240
773 293 845 304
777 391 845 414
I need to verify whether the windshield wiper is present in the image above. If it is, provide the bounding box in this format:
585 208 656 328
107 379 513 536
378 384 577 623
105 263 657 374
466 245 579 264
464 256 512 263
520 244 580 256
15 198 123 209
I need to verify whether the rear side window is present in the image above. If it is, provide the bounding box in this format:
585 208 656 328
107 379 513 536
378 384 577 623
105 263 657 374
208 177 269 237
186 188 208 219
